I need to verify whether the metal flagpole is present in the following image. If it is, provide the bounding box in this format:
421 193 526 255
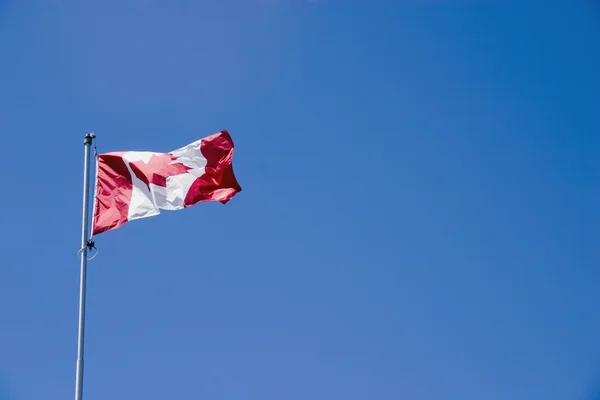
75 132 96 400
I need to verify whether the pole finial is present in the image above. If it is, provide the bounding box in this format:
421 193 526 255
84 133 96 145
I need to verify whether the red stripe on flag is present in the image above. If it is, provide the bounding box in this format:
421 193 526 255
184 130 242 207
92 153 133 235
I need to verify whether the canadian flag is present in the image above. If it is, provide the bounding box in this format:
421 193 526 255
91 130 241 235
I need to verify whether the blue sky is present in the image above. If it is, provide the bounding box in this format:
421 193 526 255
0 1 599 399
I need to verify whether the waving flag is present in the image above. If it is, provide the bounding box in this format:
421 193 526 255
92 130 241 235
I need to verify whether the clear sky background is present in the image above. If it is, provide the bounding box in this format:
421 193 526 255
0 1 599 399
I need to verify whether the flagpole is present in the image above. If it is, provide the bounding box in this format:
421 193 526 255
75 132 95 400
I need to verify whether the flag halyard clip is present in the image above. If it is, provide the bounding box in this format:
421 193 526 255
77 238 99 261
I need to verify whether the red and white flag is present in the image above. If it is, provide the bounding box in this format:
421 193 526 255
91 130 241 235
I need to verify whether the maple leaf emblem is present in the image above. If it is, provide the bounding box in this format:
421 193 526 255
129 153 191 189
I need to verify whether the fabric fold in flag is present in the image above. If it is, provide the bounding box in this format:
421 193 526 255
91 130 241 235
